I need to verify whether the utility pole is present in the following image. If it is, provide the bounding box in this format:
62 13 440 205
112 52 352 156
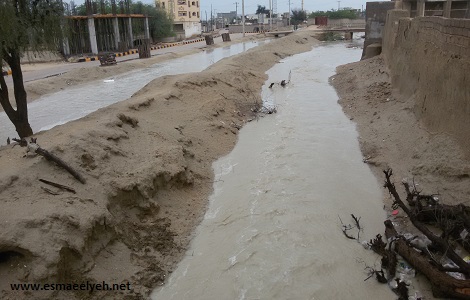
242 0 245 36
288 0 291 26
210 4 213 31
301 0 304 11
337 1 341 10
205 10 208 32
269 0 272 31
234 2 238 24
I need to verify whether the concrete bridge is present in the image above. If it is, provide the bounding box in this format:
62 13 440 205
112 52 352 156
315 26 365 39
264 30 294 37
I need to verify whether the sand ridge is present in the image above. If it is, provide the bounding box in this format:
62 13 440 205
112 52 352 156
2 34 268 112
0 31 320 299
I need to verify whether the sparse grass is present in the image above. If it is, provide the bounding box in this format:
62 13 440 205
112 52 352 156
318 32 344 41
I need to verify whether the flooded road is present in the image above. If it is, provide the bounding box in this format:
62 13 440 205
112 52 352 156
0 41 265 144
151 43 395 299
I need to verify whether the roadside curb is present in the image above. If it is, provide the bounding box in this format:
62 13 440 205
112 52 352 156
74 38 206 63
76 56 99 63
2 69 12 77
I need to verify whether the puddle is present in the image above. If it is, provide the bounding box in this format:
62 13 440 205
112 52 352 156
0 41 266 144
151 43 395 299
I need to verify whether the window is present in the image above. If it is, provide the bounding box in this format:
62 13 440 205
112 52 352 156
192 12 196 16
192 1 195 5
178 11 187 16
161 2 165 8
197 12 199 18
177 0 186 5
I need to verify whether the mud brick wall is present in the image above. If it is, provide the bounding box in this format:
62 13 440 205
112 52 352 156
362 1 396 58
383 11 470 156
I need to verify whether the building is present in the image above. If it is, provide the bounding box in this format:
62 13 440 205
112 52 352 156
217 11 237 25
396 0 469 18
156 0 201 38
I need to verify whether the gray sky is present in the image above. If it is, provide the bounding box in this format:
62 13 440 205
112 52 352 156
198 0 369 15
72 0 380 16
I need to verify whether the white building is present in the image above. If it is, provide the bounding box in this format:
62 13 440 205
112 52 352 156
156 0 202 38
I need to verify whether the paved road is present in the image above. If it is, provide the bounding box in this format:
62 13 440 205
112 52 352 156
5 33 251 86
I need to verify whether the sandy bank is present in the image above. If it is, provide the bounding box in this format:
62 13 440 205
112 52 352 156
331 55 470 297
332 55 470 206
0 31 319 299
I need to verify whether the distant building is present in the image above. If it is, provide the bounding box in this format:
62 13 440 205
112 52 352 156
396 0 469 18
217 11 237 24
156 0 201 38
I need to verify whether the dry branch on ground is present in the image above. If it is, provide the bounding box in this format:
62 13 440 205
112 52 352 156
13 138 86 184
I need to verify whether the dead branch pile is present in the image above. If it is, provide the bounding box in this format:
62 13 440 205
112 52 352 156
372 169 470 299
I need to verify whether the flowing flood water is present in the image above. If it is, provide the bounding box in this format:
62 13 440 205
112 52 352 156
0 41 264 144
151 43 395 299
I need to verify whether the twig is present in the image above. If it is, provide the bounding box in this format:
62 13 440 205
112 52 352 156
14 138 86 184
339 215 358 240
351 214 362 230
33 143 86 184
40 186 60 195
39 179 76 194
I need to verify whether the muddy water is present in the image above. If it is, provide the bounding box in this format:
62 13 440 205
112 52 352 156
0 41 265 144
151 43 395 300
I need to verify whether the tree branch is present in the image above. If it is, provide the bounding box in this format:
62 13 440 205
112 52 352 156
383 169 470 276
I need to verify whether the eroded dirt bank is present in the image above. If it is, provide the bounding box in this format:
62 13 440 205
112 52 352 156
0 31 319 299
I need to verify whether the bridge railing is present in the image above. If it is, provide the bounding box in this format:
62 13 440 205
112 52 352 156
325 18 366 29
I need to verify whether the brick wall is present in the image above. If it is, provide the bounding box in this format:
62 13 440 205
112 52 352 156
383 12 470 156
417 17 470 58
362 1 396 58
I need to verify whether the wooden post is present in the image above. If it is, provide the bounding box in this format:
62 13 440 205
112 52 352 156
205 35 214 45
221 33 231 42
138 38 151 59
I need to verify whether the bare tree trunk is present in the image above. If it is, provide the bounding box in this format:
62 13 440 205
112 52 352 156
0 47 33 138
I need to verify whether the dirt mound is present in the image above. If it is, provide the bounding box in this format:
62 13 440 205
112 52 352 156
0 31 319 299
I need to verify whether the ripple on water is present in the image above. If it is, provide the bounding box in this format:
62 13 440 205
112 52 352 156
151 43 394 300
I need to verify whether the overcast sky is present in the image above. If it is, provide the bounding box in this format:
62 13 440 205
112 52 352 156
72 0 380 15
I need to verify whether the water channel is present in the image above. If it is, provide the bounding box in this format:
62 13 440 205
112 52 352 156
0 41 265 144
150 43 395 299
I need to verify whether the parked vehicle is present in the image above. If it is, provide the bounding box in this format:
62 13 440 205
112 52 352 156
99 52 117 66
